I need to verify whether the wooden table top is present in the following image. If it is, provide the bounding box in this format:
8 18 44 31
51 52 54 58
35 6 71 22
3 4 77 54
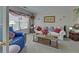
35 34 58 40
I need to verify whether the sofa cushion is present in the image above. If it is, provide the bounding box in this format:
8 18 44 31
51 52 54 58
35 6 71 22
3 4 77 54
50 32 59 36
42 29 48 35
54 28 61 33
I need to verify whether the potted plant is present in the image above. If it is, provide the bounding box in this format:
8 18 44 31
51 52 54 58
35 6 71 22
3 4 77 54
73 8 79 17
73 8 79 24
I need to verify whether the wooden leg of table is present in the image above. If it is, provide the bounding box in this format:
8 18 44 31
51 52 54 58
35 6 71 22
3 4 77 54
49 40 51 45
33 34 38 42
33 34 35 41
56 40 58 49
50 40 59 49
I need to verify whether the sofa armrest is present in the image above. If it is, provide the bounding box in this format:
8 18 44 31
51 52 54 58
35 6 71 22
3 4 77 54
59 30 66 36
34 29 42 34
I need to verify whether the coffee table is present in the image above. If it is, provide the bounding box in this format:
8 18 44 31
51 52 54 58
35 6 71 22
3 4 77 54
33 33 59 49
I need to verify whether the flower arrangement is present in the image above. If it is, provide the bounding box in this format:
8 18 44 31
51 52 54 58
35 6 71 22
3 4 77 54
73 8 79 17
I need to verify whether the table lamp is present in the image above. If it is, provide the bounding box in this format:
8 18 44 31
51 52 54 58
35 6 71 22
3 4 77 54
69 27 73 30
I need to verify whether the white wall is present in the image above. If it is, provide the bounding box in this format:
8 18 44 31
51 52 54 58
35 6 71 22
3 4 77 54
34 7 79 29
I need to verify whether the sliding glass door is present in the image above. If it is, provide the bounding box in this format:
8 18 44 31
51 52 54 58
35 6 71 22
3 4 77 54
9 11 30 32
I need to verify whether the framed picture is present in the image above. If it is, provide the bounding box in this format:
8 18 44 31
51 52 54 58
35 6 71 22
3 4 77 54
44 16 55 23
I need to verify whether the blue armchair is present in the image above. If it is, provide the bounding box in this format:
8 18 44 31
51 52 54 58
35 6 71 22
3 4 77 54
9 27 26 52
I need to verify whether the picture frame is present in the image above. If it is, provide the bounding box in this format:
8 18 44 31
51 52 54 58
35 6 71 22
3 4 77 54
44 16 55 23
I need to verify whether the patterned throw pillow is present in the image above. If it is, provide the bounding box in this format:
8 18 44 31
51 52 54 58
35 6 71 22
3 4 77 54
42 29 48 35
36 26 42 31
9 31 15 39
54 28 61 33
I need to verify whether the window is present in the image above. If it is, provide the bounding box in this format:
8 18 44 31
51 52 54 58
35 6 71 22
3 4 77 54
20 16 29 29
9 12 29 31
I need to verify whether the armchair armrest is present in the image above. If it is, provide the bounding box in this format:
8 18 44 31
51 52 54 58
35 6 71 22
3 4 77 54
15 32 24 37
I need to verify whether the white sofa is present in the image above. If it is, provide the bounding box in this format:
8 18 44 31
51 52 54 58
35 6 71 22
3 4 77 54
49 30 66 40
34 26 66 40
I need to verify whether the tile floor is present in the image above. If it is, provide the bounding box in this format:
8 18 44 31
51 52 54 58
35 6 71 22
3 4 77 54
21 34 79 53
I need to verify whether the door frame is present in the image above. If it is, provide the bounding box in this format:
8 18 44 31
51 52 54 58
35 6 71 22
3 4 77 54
2 6 9 53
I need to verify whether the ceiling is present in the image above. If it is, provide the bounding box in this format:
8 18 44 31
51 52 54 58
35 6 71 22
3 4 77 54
20 6 79 15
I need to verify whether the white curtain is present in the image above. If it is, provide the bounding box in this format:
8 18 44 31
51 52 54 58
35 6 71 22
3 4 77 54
20 16 29 29
9 12 29 31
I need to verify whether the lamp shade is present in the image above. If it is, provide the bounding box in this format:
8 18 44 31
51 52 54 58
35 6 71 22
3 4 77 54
69 27 73 30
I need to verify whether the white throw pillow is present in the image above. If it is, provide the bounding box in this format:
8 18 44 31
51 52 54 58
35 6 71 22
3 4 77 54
9 45 20 53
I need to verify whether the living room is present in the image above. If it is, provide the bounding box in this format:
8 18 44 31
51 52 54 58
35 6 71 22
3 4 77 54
0 6 79 53
24 6 79 53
